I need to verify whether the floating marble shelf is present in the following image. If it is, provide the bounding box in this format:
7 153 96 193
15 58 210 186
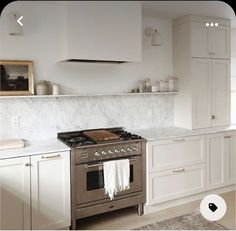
0 91 178 99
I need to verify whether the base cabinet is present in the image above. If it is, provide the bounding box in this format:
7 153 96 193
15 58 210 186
206 131 236 189
31 152 71 230
147 131 235 206
0 151 70 230
0 157 31 230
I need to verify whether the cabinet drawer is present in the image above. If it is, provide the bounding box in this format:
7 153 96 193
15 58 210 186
147 136 205 172
147 164 205 205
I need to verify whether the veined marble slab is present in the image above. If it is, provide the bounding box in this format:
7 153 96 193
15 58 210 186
0 139 70 160
133 125 236 141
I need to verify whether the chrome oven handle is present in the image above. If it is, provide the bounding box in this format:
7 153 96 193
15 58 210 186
86 157 137 168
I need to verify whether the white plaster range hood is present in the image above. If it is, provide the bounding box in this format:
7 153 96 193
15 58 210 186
62 1 142 63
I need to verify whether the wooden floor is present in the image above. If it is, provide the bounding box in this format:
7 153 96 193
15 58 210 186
77 190 236 230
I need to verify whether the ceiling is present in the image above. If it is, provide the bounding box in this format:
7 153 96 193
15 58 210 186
142 1 236 28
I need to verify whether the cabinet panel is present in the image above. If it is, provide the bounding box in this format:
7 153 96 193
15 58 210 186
211 25 230 59
147 164 205 205
207 135 224 189
148 136 205 172
192 58 212 129
31 152 70 230
211 60 230 127
0 157 30 230
226 133 236 184
191 22 211 58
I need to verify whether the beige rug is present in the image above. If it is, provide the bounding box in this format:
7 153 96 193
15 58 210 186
134 209 227 230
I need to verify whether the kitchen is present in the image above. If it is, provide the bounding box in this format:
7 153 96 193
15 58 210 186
0 1 235 230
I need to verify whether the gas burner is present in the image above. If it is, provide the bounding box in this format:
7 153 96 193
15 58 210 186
68 137 87 143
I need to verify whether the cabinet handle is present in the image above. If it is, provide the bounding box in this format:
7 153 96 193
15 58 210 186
212 52 215 55
211 115 216 120
173 168 185 173
224 136 231 139
173 138 185 143
42 154 61 159
25 163 31 167
209 52 212 55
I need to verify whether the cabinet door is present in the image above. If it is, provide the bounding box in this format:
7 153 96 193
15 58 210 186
31 152 70 230
192 58 212 129
191 22 211 58
206 133 226 189
211 59 230 127
225 132 236 184
0 157 31 230
147 164 205 205
211 25 230 59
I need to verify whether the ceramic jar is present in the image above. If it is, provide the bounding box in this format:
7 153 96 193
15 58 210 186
36 80 51 95
52 84 60 95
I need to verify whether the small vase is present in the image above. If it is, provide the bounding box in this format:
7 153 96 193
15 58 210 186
36 81 51 95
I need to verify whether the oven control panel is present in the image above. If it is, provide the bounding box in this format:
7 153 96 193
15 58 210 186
75 142 142 164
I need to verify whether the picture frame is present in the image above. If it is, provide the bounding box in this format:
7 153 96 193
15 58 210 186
0 60 34 96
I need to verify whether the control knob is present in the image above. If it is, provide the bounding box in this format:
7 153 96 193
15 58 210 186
114 148 120 153
94 151 101 156
102 151 107 155
132 146 138 151
127 147 132 152
108 150 114 154
120 147 126 153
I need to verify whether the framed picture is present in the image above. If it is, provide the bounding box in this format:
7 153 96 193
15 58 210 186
0 60 34 96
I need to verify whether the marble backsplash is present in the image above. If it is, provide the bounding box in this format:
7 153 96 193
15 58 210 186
0 95 174 140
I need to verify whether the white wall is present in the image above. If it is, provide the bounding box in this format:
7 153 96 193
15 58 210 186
0 1 173 94
0 1 175 139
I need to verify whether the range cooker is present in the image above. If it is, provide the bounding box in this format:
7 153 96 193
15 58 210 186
58 127 146 229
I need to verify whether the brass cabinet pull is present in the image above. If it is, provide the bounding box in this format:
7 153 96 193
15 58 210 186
25 163 31 167
42 154 61 159
173 168 185 173
224 136 231 139
211 115 216 120
173 139 185 143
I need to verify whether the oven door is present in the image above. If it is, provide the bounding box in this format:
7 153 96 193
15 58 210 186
76 156 142 205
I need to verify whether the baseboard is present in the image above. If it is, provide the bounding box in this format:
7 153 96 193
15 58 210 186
144 184 236 214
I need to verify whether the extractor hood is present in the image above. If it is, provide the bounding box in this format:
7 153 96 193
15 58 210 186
64 59 126 64
62 2 142 63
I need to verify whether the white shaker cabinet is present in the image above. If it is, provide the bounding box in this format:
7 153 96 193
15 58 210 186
191 21 230 59
0 151 70 230
173 15 230 129
65 1 142 62
206 131 236 190
0 157 31 230
191 58 230 129
31 152 71 230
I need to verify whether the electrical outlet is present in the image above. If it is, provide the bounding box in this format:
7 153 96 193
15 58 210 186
147 109 153 117
11 116 20 128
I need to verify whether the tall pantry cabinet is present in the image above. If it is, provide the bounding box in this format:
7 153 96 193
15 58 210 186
173 15 230 129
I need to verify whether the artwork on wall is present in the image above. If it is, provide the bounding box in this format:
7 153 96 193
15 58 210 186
0 60 34 96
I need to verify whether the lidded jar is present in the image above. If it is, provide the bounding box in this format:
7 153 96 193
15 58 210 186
36 80 51 95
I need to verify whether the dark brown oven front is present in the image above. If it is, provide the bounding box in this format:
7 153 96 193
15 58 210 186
76 156 142 205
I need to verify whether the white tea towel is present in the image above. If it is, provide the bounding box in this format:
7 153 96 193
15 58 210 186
103 159 130 200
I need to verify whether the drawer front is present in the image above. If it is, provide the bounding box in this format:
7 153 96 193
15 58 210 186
147 136 205 172
147 164 205 205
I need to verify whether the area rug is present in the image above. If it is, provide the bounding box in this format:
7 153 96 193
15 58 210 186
134 209 227 230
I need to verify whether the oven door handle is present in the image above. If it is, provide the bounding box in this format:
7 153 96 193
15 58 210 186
86 157 137 168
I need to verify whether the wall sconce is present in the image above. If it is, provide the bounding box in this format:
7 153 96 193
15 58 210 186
145 27 162 46
8 12 23 36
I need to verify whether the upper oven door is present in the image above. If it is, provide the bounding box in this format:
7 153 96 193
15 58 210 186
76 156 142 205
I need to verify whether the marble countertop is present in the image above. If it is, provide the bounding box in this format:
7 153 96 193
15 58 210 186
0 139 70 160
133 125 236 141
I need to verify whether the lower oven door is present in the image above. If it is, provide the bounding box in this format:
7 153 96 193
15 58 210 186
76 156 142 205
